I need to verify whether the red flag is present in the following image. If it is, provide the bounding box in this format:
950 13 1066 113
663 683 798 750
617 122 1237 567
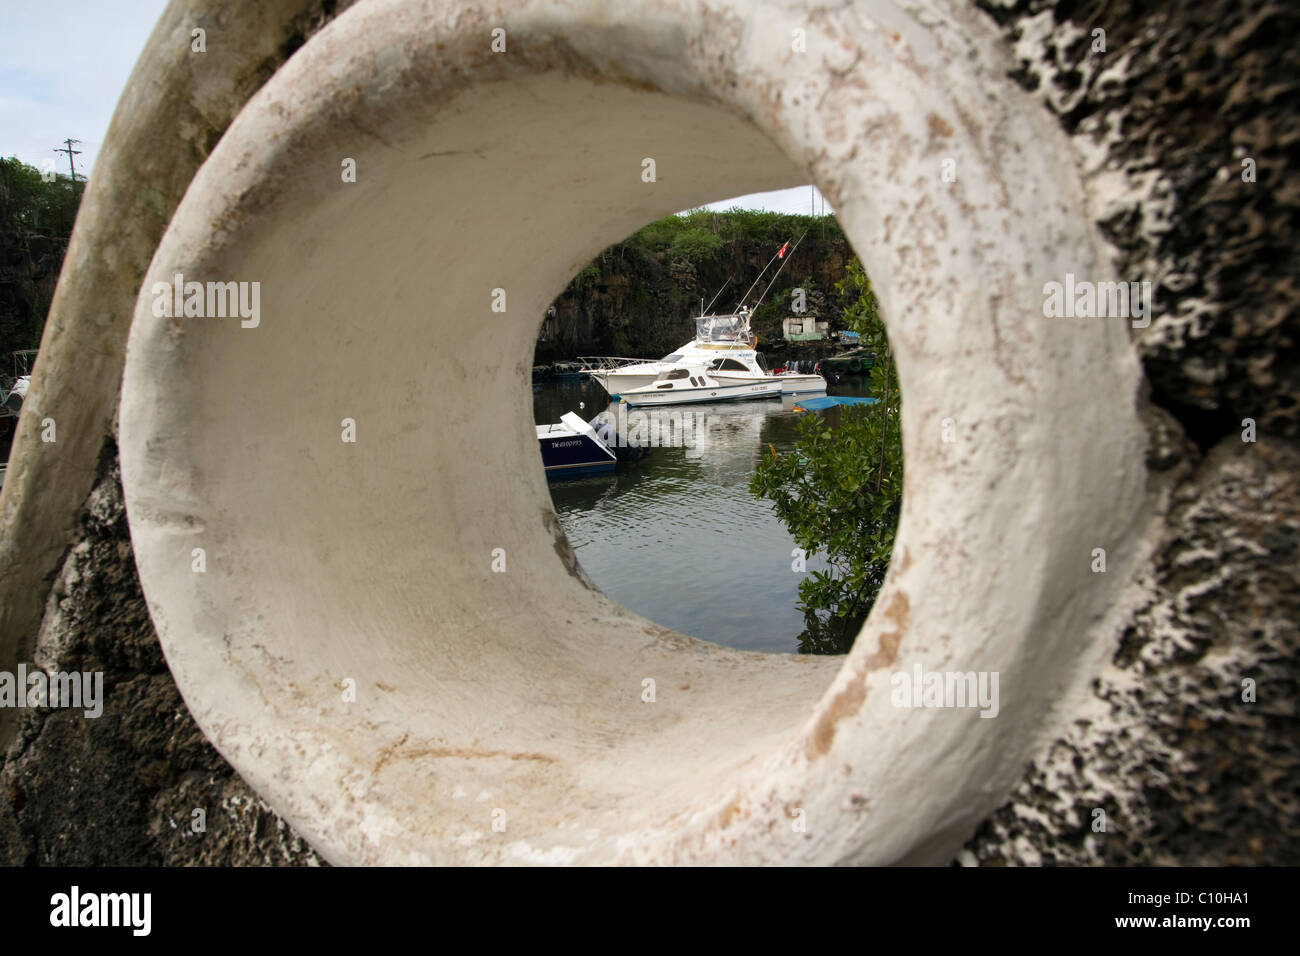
777 242 789 259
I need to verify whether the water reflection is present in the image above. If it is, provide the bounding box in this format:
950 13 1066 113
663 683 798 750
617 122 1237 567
533 379 869 654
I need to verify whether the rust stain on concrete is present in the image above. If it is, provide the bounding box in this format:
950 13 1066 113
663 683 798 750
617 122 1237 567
717 797 744 829
805 591 909 760
373 734 554 775
865 590 909 671
926 112 954 140
805 672 868 760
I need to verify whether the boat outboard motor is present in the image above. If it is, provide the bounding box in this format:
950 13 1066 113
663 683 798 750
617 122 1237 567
590 410 646 462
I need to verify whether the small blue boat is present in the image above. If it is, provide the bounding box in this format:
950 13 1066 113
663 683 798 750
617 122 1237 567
536 412 618 478
792 395 879 413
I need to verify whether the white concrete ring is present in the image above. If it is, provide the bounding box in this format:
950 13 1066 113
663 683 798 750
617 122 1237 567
119 0 1147 864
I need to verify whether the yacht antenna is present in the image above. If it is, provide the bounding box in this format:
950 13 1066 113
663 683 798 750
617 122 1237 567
701 276 733 316
752 231 807 313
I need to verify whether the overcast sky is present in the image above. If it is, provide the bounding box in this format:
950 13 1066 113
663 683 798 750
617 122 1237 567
0 1 832 216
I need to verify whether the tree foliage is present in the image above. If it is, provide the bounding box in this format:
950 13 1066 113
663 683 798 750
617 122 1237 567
1 158 84 355
627 208 838 253
0 156 81 237
666 225 724 264
539 208 849 362
749 257 902 654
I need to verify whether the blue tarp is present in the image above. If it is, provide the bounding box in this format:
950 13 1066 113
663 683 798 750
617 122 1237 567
793 395 880 412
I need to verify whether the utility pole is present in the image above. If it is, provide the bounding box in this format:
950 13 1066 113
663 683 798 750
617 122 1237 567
53 138 82 183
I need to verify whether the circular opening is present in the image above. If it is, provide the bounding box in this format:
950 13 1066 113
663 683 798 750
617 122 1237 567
120 1 1146 864
125 68 845 863
531 209 897 655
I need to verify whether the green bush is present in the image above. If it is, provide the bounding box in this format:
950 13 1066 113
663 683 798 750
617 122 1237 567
750 257 900 654
667 226 723 264
625 208 843 255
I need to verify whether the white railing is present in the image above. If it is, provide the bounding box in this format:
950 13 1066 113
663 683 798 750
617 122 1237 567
576 356 652 373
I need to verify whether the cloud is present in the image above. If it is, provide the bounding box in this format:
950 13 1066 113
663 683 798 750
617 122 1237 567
0 1 165 176
689 186 836 217
1 3 835 219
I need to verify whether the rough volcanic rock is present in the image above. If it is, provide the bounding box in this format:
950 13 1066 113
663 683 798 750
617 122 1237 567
960 422 1300 865
0 443 322 866
958 0 1300 865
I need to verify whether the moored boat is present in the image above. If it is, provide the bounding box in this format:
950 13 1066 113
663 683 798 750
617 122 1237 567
617 365 783 407
584 236 830 398
709 365 827 395
536 411 618 478
1 350 36 437
819 348 876 375
585 310 826 396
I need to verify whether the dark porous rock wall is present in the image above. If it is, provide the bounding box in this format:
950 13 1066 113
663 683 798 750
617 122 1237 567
0 233 66 360
535 231 854 364
1 0 1296 865
0 442 322 865
959 0 1299 865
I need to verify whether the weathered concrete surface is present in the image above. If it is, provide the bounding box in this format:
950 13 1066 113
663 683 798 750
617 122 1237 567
0 0 356 754
115 0 1146 865
0 0 1295 865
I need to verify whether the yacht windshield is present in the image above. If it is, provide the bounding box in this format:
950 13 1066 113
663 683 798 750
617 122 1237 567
661 353 683 362
695 315 750 344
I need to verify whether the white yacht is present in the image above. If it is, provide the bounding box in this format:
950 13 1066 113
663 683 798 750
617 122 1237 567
584 310 826 397
2 374 28 416
1 350 36 436
617 364 783 407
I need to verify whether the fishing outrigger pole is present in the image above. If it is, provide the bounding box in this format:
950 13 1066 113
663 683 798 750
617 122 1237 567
734 232 807 314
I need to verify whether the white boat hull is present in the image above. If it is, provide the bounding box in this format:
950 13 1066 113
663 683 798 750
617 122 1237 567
591 369 662 393
711 372 827 394
620 379 783 407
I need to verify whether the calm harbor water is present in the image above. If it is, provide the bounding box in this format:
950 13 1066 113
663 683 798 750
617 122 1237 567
533 377 872 654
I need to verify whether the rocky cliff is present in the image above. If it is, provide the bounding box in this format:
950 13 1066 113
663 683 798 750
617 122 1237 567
534 213 854 363
0 234 63 363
